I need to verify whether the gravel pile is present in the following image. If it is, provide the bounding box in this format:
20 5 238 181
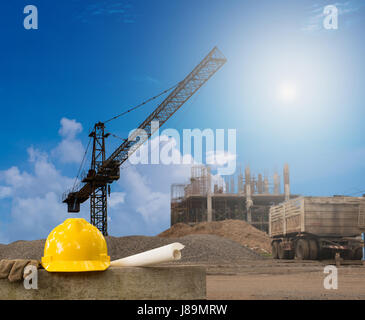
0 240 46 260
0 234 263 263
107 234 263 262
159 219 272 254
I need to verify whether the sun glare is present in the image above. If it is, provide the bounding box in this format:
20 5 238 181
277 82 297 103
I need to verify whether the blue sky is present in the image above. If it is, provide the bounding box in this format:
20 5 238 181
0 0 365 243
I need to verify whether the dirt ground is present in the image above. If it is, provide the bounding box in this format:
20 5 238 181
203 259 365 300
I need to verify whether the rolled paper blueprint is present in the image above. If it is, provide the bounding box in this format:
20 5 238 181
110 242 185 267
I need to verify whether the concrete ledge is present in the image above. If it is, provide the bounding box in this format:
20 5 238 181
0 266 206 300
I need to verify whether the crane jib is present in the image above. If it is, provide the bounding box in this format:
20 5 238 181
63 47 226 211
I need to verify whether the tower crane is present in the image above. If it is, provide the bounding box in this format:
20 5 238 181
62 47 226 235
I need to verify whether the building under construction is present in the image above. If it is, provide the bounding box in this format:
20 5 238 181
171 164 298 233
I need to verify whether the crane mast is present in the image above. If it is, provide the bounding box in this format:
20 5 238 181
63 46 226 235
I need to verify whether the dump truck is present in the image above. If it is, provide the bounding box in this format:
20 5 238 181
269 196 364 260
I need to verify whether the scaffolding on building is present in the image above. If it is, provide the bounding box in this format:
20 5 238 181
171 164 298 233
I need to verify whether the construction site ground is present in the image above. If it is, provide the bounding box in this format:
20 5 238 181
159 219 365 300
2 219 365 300
189 259 365 300
3 246 365 300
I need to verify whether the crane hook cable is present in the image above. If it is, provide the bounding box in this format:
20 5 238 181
104 82 179 124
72 137 92 191
70 83 178 193
108 132 127 141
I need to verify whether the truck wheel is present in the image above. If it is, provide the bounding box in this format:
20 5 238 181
308 239 319 260
278 242 288 259
272 241 279 259
295 239 310 260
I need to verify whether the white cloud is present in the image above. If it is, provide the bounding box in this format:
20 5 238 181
0 119 89 243
52 118 85 164
107 135 196 235
0 123 191 241
52 139 85 164
58 118 82 139
0 145 85 242
301 1 365 32
0 147 74 199
109 134 234 232
120 166 170 222
0 118 236 242
108 192 126 208
128 134 195 166
8 192 71 240
0 120 190 241
0 186 12 199
206 150 236 166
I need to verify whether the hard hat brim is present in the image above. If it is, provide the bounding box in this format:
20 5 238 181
41 258 110 272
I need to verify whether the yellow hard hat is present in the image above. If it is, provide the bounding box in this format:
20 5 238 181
41 218 110 272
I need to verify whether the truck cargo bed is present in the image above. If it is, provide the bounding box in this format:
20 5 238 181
270 196 364 237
